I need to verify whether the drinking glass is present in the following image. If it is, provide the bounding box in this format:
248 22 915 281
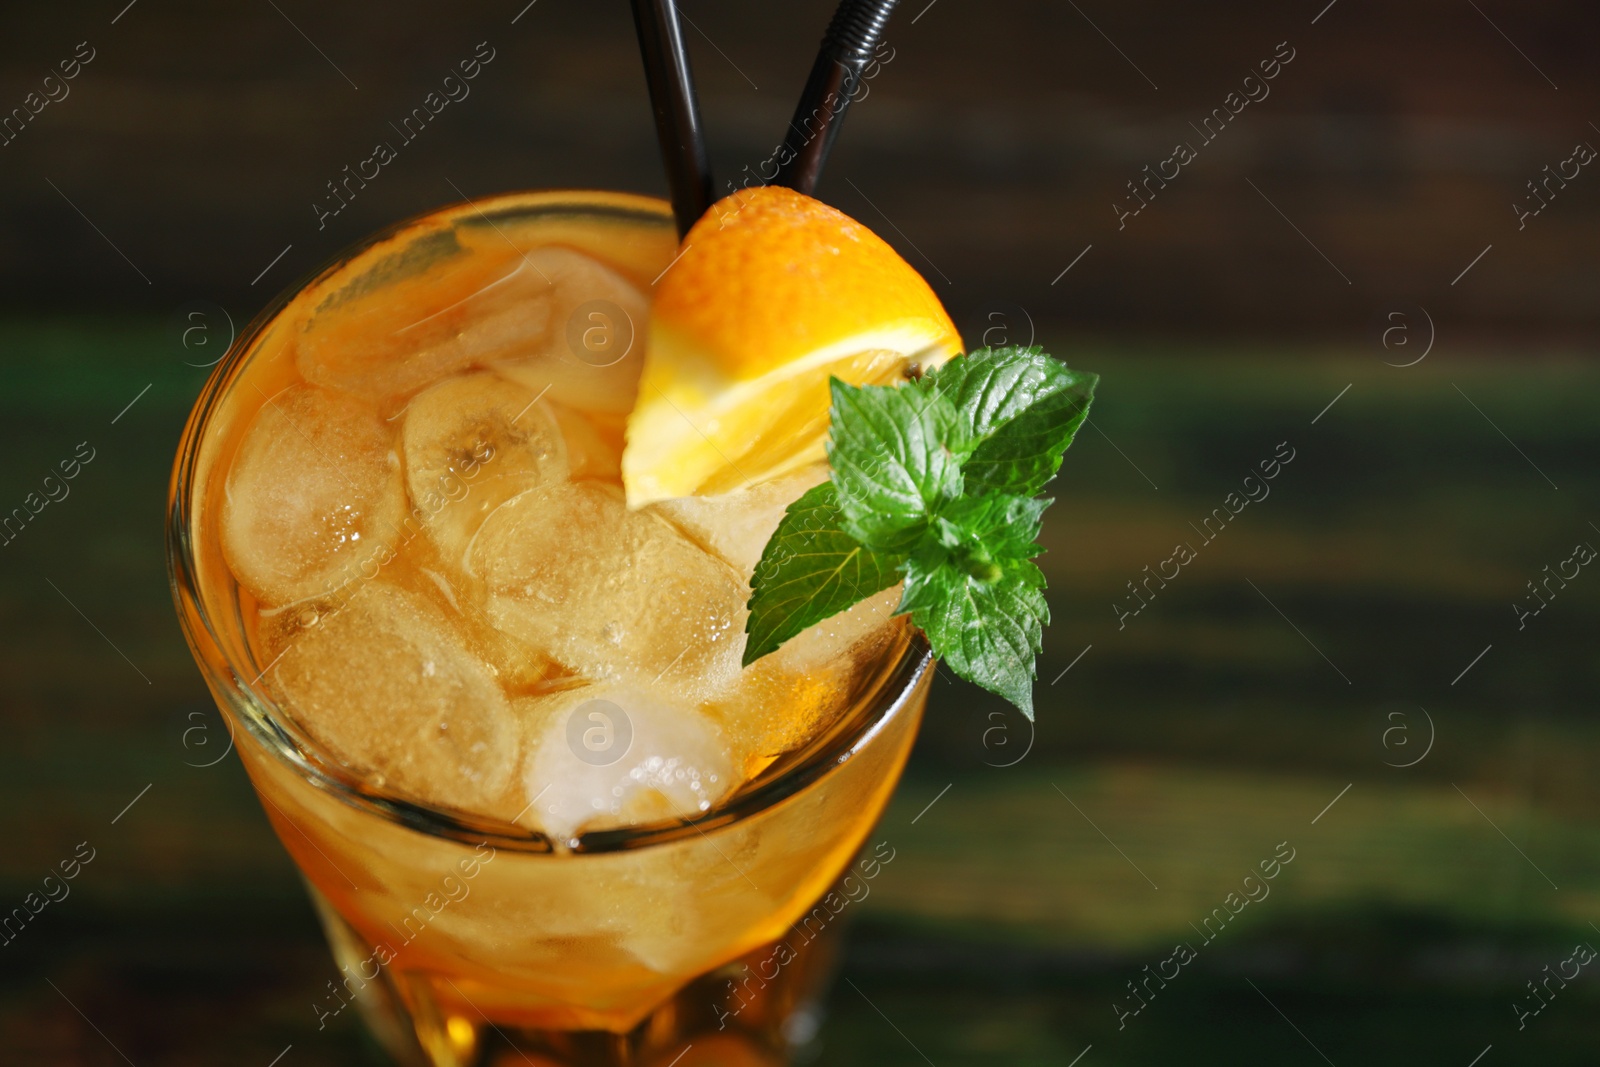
167 190 934 1067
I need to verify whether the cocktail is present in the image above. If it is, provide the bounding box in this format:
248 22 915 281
168 7 1095 1065
169 186 938 1062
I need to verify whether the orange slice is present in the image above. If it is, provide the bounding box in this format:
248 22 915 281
622 186 962 506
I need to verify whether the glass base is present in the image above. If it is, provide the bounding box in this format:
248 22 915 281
308 881 843 1067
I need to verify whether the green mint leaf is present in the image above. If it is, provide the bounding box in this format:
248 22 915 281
826 378 967 550
742 481 906 665
744 343 1098 722
930 493 1050 563
899 555 1048 719
922 346 1097 496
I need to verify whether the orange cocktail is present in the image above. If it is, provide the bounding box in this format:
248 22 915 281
168 190 937 1066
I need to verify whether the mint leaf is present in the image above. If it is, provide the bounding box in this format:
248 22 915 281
826 378 967 550
930 493 1050 562
923 346 1097 495
899 556 1048 719
743 481 905 665
744 344 1098 719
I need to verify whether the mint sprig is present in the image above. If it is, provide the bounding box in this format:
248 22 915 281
744 481 903 661
827 379 968 550
919 344 1096 496
743 345 1098 719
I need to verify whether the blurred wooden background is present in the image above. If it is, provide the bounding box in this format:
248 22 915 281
1 0 1599 336
3 2 1600 1064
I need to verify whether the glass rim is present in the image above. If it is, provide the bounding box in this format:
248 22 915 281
166 187 935 857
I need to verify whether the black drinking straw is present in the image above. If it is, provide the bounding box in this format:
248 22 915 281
774 0 899 195
630 0 714 238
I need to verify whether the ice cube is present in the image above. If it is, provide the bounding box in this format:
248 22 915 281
762 583 905 673
514 683 733 840
704 585 906 771
467 482 746 701
406 544 570 696
465 604 571 695
490 246 650 415
222 384 407 606
269 582 518 813
547 401 622 483
649 464 829 578
297 246 553 409
401 372 568 570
